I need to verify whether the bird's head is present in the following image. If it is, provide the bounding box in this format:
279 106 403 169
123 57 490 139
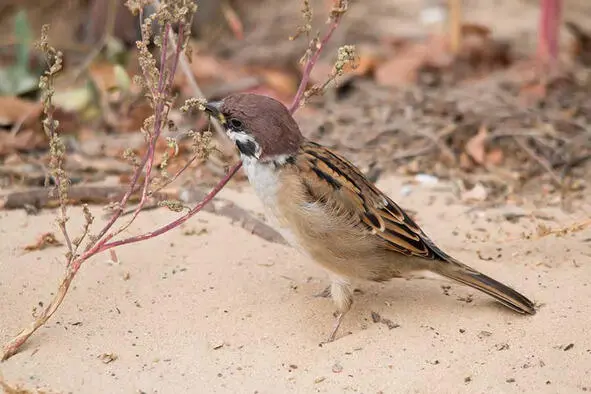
204 93 303 161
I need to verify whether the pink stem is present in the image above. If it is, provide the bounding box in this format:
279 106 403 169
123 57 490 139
139 23 172 204
71 162 242 266
95 23 184 243
289 3 344 113
537 0 562 70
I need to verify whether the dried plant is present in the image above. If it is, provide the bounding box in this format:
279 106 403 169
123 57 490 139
2 0 352 361
290 0 355 111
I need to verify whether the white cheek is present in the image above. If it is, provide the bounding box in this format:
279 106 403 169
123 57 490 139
227 130 261 159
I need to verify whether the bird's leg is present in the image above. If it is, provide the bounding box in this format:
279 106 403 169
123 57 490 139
322 277 353 343
327 311 347 342
314 285 332 298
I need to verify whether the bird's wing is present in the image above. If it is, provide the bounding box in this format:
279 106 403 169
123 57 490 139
298 141 450 261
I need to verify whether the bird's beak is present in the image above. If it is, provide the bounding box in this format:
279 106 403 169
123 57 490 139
204 101 226 125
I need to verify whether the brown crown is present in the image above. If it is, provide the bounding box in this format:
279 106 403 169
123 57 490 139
220 94 304 159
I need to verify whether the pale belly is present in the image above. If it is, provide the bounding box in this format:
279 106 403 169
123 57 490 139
240 156 305 252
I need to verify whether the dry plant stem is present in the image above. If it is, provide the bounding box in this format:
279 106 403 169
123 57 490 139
2 0 347 361
0 163 241 361
153 0 226 142
1 17 185 361
120 23 176 234
44 93 74 263
290 0 346 112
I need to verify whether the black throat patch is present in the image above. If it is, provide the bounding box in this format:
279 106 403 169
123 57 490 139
235 139 258 157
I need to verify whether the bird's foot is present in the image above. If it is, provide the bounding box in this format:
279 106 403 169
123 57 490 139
313 285 332 298
319 312 346 345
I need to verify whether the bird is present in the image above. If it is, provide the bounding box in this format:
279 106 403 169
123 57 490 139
204 93 536 342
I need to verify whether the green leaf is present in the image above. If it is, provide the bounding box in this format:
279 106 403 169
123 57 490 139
53 85 94 112
0 67 37 96
113 64 131 93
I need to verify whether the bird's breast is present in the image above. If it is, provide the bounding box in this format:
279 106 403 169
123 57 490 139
240 156 304 249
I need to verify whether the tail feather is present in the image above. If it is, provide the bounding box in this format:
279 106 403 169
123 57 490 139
436 264 536 315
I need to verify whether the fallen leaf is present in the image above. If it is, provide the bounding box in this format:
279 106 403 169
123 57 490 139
23 232 63 251
53 86 94 113
375 35 451 87
0 96 42 129
459 152 473 170
88 62 135 100
375 43 429 87
118 101 153 133
0 128 47 156
566 21 591 66
186 51 238 83
252 67 298 97
485 148 504 166
465 125 488 165
461 23 492 38
519 80 547 105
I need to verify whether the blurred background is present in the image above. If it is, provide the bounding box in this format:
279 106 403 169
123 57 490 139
1 0 590 208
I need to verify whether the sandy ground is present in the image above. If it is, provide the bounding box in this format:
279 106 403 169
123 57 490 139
1 176 590 393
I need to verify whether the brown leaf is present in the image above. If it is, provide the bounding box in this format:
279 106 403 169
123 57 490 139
456 26 511 71
187 51 240 83
459 152 473 170
23 232 63 252
0 97 42 130
519 81 547 105
0 129 47 157
375 43 429 87
486 148 504 166
566 21 591 66
119 102 153 133
249 67 298 97
375 36 452 87
465 125 488 165
0 96 80 156
461 23 492 38
88 63 119 98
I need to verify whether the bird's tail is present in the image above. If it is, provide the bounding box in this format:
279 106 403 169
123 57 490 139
435 262 536 315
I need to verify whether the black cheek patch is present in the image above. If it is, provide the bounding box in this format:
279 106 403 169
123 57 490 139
236 139 258 157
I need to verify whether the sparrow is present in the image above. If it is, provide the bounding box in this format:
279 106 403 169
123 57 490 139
204 93 536 342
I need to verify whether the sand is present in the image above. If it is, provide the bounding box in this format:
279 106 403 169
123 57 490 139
0 176 589 393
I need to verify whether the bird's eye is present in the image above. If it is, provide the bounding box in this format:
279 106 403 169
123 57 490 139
229 118 243 129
